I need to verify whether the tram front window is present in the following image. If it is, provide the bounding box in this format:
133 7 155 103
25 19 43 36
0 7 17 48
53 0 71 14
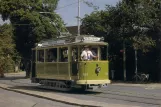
80 45 108 61
80 46 98 61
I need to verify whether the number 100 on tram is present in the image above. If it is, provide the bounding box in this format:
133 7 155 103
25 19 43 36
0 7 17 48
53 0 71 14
31 35 111 91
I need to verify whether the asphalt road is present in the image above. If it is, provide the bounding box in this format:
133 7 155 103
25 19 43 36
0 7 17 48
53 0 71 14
0 73 161 107
0 88 78 107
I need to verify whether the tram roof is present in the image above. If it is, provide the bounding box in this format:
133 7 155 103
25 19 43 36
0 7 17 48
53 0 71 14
32 35 108 50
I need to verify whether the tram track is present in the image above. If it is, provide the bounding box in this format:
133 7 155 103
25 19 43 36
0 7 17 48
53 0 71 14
89 90 161 106
1 78 161 106
98 89 161 100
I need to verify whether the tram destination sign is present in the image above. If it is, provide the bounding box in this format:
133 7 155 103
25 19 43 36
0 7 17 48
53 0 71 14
75 35 103 42
83 37 101 42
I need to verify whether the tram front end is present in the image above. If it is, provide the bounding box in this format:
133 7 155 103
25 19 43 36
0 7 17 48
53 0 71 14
76 61 111 90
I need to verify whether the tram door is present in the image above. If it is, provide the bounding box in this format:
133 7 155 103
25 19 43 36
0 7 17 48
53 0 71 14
71 47 78 76
31 50 36 77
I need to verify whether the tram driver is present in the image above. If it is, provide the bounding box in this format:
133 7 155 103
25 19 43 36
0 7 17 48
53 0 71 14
81 45 97 61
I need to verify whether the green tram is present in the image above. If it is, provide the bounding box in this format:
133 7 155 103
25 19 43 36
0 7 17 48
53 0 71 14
31 35 111 91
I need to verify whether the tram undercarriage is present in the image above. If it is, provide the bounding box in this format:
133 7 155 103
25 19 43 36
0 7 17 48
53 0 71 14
31 78 108 91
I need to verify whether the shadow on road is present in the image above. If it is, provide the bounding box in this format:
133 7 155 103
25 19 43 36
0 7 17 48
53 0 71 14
0 73 102 95
7 85 102 95
0 76 27 80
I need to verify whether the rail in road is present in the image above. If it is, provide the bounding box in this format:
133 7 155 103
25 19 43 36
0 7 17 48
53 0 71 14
89 90 161 106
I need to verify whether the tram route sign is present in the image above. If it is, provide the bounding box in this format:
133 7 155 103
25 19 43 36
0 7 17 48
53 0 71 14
75 35 103 42
83 37 101 42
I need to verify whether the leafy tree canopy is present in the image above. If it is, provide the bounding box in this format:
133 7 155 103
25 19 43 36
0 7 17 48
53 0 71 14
0 0 65 58
82 0 159 52
0 24 16 77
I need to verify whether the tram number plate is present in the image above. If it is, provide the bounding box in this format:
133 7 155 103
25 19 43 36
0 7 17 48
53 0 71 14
83 73 88 76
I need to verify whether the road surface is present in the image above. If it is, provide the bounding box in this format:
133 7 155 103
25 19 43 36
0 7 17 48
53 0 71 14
0 72 161 107
0 88 78 107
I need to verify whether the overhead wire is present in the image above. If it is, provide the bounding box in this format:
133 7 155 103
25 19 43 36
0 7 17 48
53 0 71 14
55 0 84 11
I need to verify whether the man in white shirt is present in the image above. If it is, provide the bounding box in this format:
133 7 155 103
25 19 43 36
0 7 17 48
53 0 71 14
81 46 97 61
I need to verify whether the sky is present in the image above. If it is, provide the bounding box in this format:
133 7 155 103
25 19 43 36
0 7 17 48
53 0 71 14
0 0 120 26
56 0 120 26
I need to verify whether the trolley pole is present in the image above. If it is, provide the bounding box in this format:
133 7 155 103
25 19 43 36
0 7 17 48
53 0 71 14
78 0 80 36
123 41 126 81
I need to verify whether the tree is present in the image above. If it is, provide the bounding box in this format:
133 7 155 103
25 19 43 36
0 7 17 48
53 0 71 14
82 0 155 51
81 0 157 81
0 24 16 77
0 0 65 58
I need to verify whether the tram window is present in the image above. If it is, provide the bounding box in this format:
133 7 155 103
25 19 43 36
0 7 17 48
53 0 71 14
91 47 98 60
72 47 78 62
59 47 68 62
80 46 98 61
45 48 57 62
37 50 44 62
100 46 108 60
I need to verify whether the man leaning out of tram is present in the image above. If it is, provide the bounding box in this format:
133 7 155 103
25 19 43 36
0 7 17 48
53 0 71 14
81 46 97 61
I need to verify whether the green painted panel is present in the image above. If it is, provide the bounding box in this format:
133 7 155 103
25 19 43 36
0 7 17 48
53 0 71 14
36 63 58 78
58 63 69 75
44 63 58 76
36 62 69 79
78 61 109 80
36 63 45 77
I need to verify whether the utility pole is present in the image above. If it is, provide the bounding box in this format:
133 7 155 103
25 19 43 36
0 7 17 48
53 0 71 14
78 0 80 36
123 41 126 81
135 49 138 82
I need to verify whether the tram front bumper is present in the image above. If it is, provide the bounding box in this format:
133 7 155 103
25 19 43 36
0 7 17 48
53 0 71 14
76 80 111 85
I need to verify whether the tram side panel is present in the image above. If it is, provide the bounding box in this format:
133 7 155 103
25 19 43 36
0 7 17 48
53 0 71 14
32 63 71 82
34 63 70 80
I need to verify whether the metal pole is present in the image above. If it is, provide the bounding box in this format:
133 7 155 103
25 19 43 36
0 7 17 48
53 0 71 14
123 41 126 81
78 0 80 36
135 49 138 81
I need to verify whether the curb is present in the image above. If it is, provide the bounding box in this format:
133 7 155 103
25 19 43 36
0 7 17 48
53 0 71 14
0 84 102 107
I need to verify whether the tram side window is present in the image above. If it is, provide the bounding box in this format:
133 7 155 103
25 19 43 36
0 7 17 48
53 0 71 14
72 47 78 62
100 46 108 60
59 47 68 62
45 48 57 62
37 50 44 62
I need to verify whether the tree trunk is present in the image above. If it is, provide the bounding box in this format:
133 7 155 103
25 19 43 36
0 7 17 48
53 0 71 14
0 67 4 78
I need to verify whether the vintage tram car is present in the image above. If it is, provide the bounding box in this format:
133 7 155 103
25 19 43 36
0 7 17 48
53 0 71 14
31 35 111 91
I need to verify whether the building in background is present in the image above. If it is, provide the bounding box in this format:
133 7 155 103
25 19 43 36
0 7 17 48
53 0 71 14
66 26 82 35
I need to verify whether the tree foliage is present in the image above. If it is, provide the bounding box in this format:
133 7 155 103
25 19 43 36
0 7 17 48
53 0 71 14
82 0 157 52
82 0 161 81
0 24 16 77
0 0 65 58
